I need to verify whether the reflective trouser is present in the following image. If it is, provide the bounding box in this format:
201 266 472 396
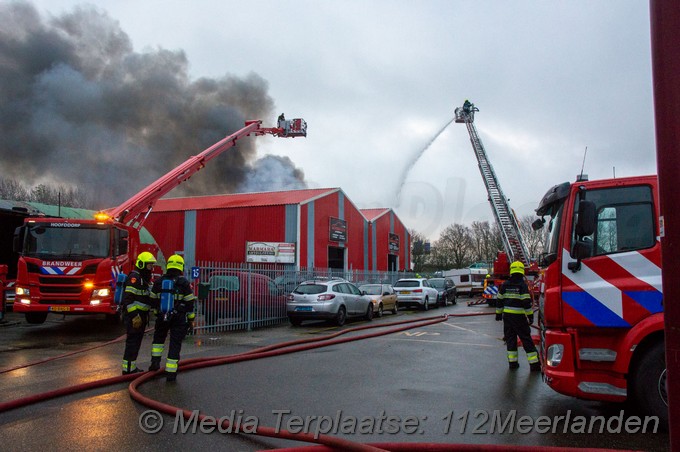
151 313 188 373
503 313 538 364
122 310 149 372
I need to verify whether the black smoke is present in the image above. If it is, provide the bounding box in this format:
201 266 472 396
0 1 306 209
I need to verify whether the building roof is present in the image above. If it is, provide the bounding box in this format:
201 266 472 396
361 208 391 221
153 188 340 212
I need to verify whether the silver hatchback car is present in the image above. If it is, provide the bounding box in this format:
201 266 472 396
287 278 373 326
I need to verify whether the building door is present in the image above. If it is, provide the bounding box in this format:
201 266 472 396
388 254 398 271
328 246 345 270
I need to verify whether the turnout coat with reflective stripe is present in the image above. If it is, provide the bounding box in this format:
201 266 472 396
496 274 532 316
122 270 153 313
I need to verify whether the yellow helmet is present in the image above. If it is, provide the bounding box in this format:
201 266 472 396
135 251 156 269
486 274 491 279
167 254 185 272
509 261 525 275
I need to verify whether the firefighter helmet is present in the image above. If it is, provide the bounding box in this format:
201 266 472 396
135 251 157 269
509 261 525 275
167 254 185 272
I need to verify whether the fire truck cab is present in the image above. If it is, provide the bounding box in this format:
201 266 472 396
534 174 666 425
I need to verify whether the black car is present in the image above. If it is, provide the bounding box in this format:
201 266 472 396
428 277 457 306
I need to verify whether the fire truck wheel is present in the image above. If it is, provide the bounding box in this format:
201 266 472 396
25 312 48 324
632 341 668 428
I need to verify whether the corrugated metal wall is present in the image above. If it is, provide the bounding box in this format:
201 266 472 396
145 191 407 272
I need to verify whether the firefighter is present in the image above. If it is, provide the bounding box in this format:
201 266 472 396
121 251 157 375
148 254 196 382
495 261 540 371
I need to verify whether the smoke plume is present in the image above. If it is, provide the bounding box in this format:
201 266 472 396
0 1 306 209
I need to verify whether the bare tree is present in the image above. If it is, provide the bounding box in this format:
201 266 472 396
0 178 93 208
0 178 30 201
435 223 473 269
518 214 547 260
469 220 503 264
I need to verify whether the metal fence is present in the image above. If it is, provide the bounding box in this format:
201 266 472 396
192 261 415 333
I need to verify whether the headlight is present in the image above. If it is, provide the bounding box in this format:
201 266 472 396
16 287 30 296
91 288 110 298
546 344 564 367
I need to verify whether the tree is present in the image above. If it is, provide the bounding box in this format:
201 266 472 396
0 178 92 208
518 214 546 260
435 224 473 269
0 178 30 201
469 220 503 264
409 229 429 273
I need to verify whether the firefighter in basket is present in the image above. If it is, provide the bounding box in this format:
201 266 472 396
148 254 196 382
120 251 157 375
495 261 541 372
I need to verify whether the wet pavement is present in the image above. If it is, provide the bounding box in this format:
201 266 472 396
0 303 670 451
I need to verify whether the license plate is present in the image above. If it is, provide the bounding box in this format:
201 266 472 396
50 306 70 312
295 306 312 312
399 291 410 295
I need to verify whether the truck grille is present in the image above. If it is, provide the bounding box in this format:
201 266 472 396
39 299 76 305
40 286 82 294
39 276 86 285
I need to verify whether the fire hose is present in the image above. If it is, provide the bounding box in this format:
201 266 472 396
0 311 627 452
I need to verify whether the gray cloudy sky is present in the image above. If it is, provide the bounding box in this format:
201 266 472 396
19 1 656 239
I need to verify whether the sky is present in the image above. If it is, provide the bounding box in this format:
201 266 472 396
4 1 656 241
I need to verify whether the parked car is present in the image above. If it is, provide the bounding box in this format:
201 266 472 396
201 271 287 321
287 278 373 326
358 283 398 317
274 273 310 294
393 278 439 310
428 277 457 306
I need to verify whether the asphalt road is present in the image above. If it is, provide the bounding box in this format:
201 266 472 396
0 302 670 451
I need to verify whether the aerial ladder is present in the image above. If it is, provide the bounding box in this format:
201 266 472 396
454 101 536 305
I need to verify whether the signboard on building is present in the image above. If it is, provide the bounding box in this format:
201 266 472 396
389 233 400 253
245 242 296 263
329 217 347 242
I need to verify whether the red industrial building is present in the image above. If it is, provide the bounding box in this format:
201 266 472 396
144 188 411 272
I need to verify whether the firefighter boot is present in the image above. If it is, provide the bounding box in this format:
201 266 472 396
123 367 144 375
530 362 542 372
508 362 519 370
148 357 161 371
165 371 177 382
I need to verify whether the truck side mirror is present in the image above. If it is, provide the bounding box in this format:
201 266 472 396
575 201 596 236
198 282 211 301
13 226 26 253
532 218 545 231
572 239 593 260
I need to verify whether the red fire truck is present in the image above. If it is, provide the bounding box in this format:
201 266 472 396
533 174 667 425
12 117 306 324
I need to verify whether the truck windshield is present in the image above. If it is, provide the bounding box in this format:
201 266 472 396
23 223 110 260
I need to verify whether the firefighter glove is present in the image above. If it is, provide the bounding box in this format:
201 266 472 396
495 313 503 321
131 313 143 329
527 314 534 325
